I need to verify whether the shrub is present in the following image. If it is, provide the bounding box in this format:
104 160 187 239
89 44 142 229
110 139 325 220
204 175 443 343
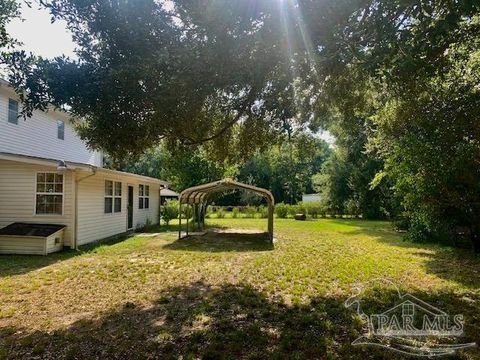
295 202 306 216
161 200 179 226
137 217 155 232
232 207 240 218
305 202 321 218
275 203 288 218
258 206 268 218
216 208 225 219
244 206 256 218
345 199 361 218
303 202 326 219
393 215 410 231
182 204 193 219
287 204 297 217
144 218 155 232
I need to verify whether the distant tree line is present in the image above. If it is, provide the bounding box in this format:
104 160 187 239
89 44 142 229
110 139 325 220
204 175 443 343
118 132 333 206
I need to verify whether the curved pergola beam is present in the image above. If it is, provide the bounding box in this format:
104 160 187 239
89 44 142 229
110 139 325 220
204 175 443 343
179 178 275 204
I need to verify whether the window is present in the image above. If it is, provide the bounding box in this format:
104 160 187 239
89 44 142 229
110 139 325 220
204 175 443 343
139 184 150 209
105 181 122 213
36 173 63 215
57 120 65 140
114 182 122 212
8 99 18 124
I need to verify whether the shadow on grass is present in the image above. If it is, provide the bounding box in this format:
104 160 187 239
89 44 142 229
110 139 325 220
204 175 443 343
140 222 183 233
163 231 274 252
346 226 480 289
0 233 135 278
0 250 79 278
1 281 478 359
140 222 228 234
416 249 480 289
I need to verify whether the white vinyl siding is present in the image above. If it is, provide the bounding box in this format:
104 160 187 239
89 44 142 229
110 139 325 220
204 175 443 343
0 160 74 246
0 88 102 166
76 171 160 246
0 236 45 255
0 230 64 255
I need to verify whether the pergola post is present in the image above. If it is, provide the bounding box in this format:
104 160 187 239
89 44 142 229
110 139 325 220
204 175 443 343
268 201 274 243
194 204 199 231
186 204 190 236
201 202 207 230
178 203 182 239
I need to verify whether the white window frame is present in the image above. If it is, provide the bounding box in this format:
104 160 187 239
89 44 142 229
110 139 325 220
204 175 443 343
105 180 122 214
8 98 18 125
57 120 65 140
138 184 150 210
34 172 65 216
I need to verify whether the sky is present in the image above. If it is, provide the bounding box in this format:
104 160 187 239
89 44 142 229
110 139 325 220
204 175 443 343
7 2 76 59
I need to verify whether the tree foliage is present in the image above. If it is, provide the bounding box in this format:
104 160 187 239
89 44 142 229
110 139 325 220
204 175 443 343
119 142 229 191
5 0 302 161
236 133 332 204
369 29 480 248
119 133 331 205
0 0 19 50
306 1 480 248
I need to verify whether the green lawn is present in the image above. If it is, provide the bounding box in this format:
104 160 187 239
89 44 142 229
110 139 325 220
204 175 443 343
0 218 479 359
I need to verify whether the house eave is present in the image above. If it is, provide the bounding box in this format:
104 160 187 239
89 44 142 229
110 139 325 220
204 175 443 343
0 152 168 186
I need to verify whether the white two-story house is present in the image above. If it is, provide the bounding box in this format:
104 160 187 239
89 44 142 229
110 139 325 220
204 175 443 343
0 79 167 254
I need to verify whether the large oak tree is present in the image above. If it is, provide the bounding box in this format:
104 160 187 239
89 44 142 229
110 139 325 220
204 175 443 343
6 0 306 160
5 0 480 249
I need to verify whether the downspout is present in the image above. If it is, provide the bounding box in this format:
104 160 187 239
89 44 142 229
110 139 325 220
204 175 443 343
73 166 97 250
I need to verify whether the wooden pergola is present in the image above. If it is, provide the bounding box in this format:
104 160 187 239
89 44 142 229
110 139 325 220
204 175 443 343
178 179 275 243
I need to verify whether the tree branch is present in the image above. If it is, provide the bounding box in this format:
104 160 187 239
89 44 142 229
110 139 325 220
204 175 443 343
180 89 257 145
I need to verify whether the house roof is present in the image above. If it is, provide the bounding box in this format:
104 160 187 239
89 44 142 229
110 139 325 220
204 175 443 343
0 223 66 237
0 152 168 186
161 188 180 197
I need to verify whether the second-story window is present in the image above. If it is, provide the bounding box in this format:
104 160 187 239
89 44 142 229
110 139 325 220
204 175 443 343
57 120 65 140
8 99 18 124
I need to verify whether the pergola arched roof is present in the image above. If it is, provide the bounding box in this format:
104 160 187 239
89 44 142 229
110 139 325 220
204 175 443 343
179 178 275 205
178 179 275 242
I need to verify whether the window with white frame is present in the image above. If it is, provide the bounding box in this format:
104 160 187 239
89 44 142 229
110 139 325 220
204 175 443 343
8 99 18 124
57 120 65 140
139 184 150 209
105 180 122 213
36 173 63 215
